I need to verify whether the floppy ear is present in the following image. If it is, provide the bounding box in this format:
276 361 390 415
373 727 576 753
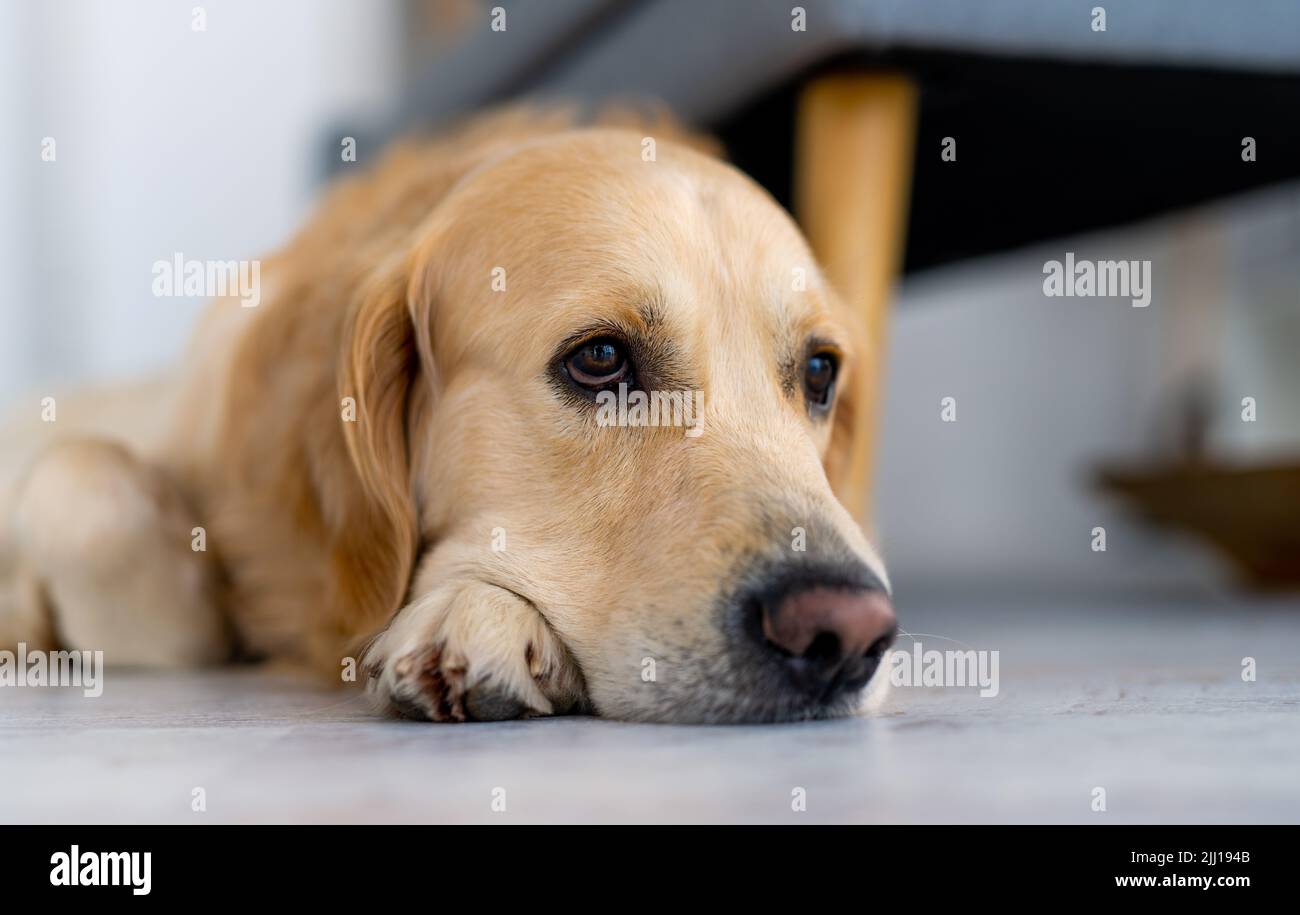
334 258 422 631
822 306 874 524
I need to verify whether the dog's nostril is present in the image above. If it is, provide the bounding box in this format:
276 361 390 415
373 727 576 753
863 632 896 668
802 631 842 665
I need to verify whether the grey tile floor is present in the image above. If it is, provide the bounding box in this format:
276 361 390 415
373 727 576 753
2 596 1297 823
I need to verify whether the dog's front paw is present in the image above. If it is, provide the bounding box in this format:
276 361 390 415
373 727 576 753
364 582 585 722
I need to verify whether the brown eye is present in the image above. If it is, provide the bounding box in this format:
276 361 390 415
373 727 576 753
565 337 629 388
805 352 838 407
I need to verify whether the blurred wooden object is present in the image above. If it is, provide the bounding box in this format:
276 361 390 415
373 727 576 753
1098 460 1300 589
796 74 917 522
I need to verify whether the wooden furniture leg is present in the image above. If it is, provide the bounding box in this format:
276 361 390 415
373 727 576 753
795 73 918 523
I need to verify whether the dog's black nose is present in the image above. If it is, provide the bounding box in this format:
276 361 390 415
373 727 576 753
757 580 896 696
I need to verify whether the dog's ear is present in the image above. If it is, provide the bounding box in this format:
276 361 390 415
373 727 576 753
822 306 873 524
334 258 421 630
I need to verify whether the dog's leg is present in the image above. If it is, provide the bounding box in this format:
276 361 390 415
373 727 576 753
364 579 586 722
8 439 231 665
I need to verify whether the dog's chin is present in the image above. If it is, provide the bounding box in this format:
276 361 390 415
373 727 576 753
590 668 885 725
621 690 872 725
710 689 873 725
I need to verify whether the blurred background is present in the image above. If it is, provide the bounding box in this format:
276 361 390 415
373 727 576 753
3 0 1299 603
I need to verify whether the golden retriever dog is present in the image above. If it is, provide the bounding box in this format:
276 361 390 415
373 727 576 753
0 108 895 723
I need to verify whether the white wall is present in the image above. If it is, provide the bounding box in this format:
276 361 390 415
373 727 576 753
0 0 404 394
874 183 1300 596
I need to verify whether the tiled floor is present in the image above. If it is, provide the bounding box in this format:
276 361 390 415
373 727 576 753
3 596 1297 823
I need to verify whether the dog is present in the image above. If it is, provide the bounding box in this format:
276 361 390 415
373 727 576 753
0 107 895 723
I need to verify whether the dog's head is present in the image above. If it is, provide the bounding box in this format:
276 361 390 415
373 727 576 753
342 127 893 722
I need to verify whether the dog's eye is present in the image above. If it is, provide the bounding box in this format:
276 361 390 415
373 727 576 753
564 337 630 388
805 352 838 407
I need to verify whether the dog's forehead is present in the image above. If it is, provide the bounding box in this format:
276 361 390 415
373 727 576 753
451 130 837 334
